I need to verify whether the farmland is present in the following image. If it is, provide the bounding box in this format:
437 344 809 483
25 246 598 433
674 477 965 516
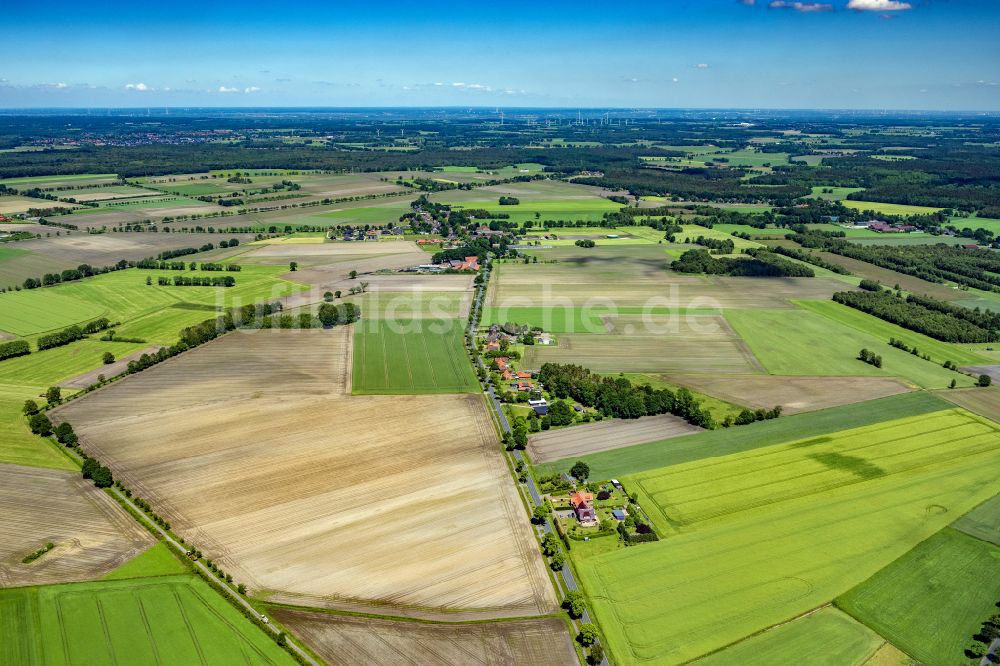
577 408 1000 664
352 317 479 394
694 607 885 666
528 414 701 464
837 528 1000 666
54 329 556 617
0 464 154 587
841 200 944 216
273 609 578 666
952 491 1000 546
0 575 295 665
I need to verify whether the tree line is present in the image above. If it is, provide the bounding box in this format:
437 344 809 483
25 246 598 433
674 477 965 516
832 290 999 343
672 248 815 277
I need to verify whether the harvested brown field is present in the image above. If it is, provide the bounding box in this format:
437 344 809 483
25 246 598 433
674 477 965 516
244 240 419 258
59 345 164 389
53 328 350 415
668 374 911 415
272 609 576 666
0 463 154 587
0 195 81 214
963 365 1000 383
522 317 762 375
528 414 701 463
488 258 845 310
938 387 1000 424
54 329 555 617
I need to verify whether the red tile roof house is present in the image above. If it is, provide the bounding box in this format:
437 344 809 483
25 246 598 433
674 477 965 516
485 341 500 351
515 371 532 380
570 492 598 524
495 357 510 371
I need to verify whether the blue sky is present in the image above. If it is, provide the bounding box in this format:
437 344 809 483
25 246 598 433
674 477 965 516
2 0 998 110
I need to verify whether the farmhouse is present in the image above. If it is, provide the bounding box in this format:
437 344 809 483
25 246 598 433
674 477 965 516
570 492 597 524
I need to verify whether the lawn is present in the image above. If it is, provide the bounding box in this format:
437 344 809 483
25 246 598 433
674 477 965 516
534 391 949 479
837 528 1000 666
0 575 295 665
952 491 1000 546
578 409 1000 665
841 200 944 216
352 318 479 394
694 607 884 666
725 306 975 389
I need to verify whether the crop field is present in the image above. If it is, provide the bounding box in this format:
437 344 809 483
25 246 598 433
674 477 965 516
840 200 944 216
939 386 1000 425
952 491 1000 546
0 340 149 387
60 185 165 201
272 609 577 666
669 374 910 415
0 384 76 470
534 391 950 482
487 255 845 311
353 317 479 394
0 289 106 336
350 289 473 319
0 173 118 189
54 329 555 616
803 186 867 201
528 414 700 463
0 195 81 214
725 307 976 389
481 306 719 333
694 607 884 666
797 300 992 367
522 314 762 374
837 528 1000 666
578 409 1000 664
804 249 966 302
0 575 295 666
0 464 154 587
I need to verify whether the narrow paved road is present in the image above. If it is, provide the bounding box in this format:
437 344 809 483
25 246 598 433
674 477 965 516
981 637 1000 666
469 257 608 665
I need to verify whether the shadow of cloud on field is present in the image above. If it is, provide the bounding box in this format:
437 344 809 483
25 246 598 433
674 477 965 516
809 452 886 480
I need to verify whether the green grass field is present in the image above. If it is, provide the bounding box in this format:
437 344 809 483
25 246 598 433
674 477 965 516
578 408 1000 665
0 383 75 470
841 200 944 216
725 306 975 389
100 542 189 581
352 318 479 394
0 289 106 337
0 575 295 665
694 607 884 666
804 186 866 201
837 528 1000 666
797 299 992 367
949 215 1000 234
534 391 949 479
0 340 148 386
480 306 719 333
952 492 1000 546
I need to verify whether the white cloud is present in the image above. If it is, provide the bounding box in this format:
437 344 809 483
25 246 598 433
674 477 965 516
846 0 911 10
450 82 492 91
769 1 834 11
52 82 68 89
672 77 680 83
218 86 238 93
694 63 710 69
244 86 260 93
125 82 149 91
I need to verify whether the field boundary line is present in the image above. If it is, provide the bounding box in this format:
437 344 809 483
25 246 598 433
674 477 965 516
95 597 121 666
135 593 164 666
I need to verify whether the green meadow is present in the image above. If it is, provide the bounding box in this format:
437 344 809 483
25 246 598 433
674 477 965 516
693 607 883 666
578 409 1000 665
0 575 295 666
0 289 107 337
100 542 189 581
841 200 944 216
838 528 1000 666
535 391 949 480
0 383 75 470
352 318 479 394
952 491 1000 546
725 306 976 389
